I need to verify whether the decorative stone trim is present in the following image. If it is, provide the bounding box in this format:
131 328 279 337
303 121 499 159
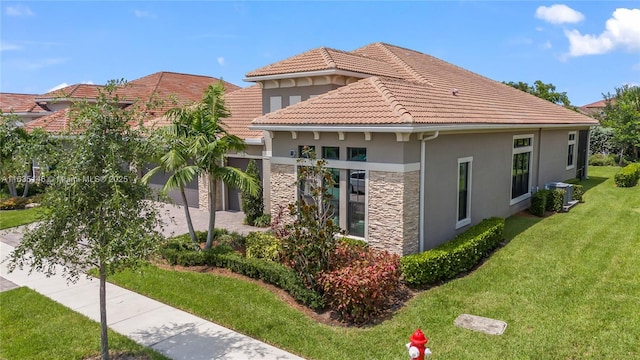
367 170 420 255
270 163 297 223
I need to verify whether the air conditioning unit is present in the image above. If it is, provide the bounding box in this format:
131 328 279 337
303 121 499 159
545 182 575 210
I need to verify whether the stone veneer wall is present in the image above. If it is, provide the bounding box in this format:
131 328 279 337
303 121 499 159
367 170 420 255
198 174 209 211
270 163 297 221
197 174 223 211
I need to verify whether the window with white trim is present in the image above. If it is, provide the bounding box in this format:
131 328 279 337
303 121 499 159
269 96 282 112
511 134 533 204
567 131 576 169
457 157 472 228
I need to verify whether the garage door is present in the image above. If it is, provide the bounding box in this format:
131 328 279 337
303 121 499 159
144 164 199 208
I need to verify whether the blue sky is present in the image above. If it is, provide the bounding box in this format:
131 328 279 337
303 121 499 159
1 1 639 106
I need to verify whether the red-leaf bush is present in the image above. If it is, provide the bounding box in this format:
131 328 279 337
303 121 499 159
319 242 402 324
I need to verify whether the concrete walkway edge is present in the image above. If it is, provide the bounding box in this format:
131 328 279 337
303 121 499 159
0 240 304 360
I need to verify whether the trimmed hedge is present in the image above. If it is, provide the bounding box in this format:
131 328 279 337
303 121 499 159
530 189 549 217
549 189 566 212
400 217 504 287
614 163 640 188
160 243 324 310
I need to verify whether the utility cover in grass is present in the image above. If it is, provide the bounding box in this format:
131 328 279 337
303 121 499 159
454 314 507 335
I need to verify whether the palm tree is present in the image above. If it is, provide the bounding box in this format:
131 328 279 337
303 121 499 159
143 127 200 249
163 81 259 249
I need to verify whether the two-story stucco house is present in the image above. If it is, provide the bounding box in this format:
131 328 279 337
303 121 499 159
240 42 598 254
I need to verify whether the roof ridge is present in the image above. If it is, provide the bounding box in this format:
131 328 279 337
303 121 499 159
319 47 337 68
375 43 431 85
369 77 414 123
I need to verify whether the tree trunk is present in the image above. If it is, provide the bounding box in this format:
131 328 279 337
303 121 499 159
619 148 625 166
21 174 29 198
205 174 216 249
99 262 110 360
179 186 198 250
8 180 17 197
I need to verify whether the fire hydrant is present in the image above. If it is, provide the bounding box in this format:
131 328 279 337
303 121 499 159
406 328 432 359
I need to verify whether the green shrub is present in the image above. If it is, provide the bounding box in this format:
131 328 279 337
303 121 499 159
589 153 617 166
547 189 565 212
241 159 264 226
245 232 280 262
252 213 271 228
216 233 246 250
572 184 584 202
400 217 504 287
614 163 640 187
529 189 548 217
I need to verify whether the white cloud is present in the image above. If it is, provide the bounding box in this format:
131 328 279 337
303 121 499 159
541 41 553 50
217 57 225 66
48 82 69 92
47 80 93 93
134 10 156 18
535 4 584 24
565 8 640 57
5 4 34 16
0 41 22 51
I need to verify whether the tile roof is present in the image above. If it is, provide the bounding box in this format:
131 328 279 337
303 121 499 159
223 85 263 139
245 47 404 79
252 43 599 127
146 85 263 140
0 93 49 113
24 72 241 134
24 108 72 133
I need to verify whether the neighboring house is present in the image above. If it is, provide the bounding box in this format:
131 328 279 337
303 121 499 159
579 99 608 118
0 93 51 123
6 72 241 208
245 42 599 255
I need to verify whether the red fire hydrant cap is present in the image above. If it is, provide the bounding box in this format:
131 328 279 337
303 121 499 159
410 329 428 345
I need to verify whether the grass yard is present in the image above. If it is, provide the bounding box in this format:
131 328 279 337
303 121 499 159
108 166 640 359
0 207 45 230
0 287 168 360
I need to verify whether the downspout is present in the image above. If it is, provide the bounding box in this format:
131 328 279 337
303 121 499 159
419 131 439 253
536 128 542 189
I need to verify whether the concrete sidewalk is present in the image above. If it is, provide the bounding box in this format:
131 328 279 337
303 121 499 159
0 207 304 360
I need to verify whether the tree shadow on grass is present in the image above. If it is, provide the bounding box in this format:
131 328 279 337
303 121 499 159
580 176 608 193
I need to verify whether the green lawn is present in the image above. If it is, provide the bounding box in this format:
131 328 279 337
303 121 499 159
0 287 168 360
0 207 45 230
108 166 640 359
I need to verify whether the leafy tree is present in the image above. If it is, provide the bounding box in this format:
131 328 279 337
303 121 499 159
6 80 164 360
278 147 343 291
589 126 617 155
0 115 53 197
163 81 259 249
504 80 578 111
241 159 263 225
600 85 640 162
